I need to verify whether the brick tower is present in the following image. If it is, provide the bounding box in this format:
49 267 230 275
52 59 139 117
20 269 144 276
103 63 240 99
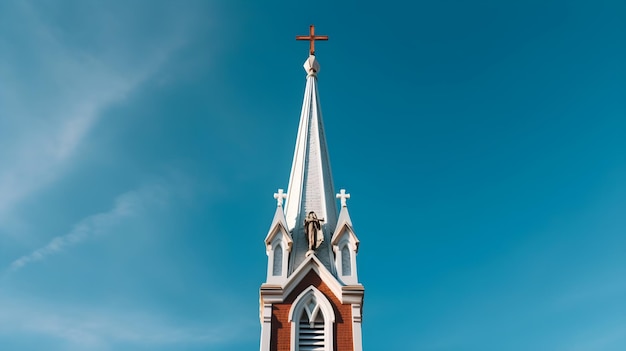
259 27 364 351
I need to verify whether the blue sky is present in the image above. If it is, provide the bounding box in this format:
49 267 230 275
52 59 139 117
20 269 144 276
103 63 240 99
0 1 624 350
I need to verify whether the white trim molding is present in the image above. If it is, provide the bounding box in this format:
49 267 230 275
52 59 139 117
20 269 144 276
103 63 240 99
259 303 273 351
260 254 364 305
351 304 363 351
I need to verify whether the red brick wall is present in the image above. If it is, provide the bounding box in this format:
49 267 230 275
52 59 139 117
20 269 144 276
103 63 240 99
270 270 353 351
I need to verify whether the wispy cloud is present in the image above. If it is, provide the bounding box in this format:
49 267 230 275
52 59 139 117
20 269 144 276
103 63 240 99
0 294 250 349
553 280 626 310
564 324 626 351
8 182 167 272
0 2 188 225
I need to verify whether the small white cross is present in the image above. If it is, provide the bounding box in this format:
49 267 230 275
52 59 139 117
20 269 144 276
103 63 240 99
336 189 350 207
274 188 288 207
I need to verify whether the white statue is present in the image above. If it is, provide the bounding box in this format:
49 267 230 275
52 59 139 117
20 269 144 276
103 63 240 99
304 211 324 251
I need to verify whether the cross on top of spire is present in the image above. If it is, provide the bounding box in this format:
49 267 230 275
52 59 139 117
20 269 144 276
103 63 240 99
296 24 328 56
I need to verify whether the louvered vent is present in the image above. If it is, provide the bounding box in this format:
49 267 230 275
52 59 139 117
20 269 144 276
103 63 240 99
298 313 325 351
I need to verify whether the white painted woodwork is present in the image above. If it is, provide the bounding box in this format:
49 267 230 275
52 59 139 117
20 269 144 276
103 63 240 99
332 206 360 285
274 188 287 207
284 55 337 275
336 189 350 207
289 286 335 351
265 206 293 285
351 304 363 351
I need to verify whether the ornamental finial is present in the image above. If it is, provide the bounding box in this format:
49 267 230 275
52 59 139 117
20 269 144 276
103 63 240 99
273 189 287 207
336 189 351 207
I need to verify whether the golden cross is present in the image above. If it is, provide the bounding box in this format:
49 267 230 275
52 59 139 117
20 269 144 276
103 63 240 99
296 25 328 56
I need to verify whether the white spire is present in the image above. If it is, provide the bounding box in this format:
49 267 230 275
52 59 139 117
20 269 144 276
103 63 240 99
284 55 338 273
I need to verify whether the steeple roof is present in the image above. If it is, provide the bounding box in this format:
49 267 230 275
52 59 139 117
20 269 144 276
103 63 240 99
284 55 338 274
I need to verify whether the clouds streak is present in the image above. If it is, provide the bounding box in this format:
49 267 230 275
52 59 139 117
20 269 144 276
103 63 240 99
0 294 246 349
8 188 141 271
0 1 188 223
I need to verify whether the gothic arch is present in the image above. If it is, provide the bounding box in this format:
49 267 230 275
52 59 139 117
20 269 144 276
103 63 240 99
288 286 335 351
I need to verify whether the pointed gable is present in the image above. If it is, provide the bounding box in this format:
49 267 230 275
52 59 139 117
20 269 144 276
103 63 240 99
331 206 360 250
264 205 293 249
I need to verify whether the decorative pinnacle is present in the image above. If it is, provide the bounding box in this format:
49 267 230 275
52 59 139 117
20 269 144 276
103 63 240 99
296 24 328 56
274 189 287 207
336 189 351 207
303 55 321 76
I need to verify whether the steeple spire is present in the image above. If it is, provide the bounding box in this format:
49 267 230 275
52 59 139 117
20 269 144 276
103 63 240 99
283 51 337 273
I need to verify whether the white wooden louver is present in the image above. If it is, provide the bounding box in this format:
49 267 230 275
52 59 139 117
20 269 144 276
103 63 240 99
298 312 325 351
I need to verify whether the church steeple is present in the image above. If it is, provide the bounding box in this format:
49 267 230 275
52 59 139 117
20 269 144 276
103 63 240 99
284 54 338 274
259 26 364 351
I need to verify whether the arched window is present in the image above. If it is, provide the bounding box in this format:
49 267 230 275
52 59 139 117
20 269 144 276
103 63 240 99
272 244 283 276
289 287 335 351
341 245 351 276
